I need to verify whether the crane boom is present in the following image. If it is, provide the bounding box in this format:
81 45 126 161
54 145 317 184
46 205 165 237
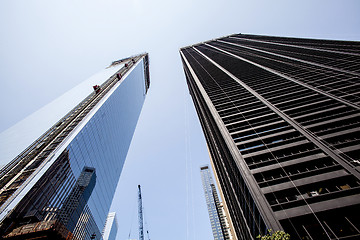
138 185 144 240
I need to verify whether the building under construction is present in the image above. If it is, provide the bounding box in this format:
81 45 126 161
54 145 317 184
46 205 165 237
0 54 150 239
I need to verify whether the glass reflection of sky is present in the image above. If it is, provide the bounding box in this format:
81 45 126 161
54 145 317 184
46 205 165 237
64 60 146 235
0 63 124 168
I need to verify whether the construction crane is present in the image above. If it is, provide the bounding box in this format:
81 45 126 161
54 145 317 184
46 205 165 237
138 185 144 240
138 185 151 240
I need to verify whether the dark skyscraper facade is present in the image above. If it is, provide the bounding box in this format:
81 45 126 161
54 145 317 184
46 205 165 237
180 34 360 240
0 54 150 239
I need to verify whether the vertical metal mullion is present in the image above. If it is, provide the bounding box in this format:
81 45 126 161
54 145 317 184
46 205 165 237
217 39 360 78
181 48 284 233
206 42 360 111
196 44 360 180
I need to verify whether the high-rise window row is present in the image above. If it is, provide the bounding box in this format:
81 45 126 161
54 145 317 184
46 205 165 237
180 34 360 240
0 54 150 239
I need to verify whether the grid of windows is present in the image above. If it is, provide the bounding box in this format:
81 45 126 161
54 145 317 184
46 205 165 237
181 34 360 240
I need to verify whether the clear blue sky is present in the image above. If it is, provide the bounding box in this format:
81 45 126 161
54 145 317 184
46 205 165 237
1 1 359 239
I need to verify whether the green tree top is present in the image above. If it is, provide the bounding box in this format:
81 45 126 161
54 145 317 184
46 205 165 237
257 229 290 240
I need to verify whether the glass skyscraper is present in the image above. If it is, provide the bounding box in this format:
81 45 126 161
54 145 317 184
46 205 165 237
0 54 150 239
180 34 360 239
200 165 230 240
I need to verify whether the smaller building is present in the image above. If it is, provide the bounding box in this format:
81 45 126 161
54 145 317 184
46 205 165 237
200 166 231 240
102 212 118 240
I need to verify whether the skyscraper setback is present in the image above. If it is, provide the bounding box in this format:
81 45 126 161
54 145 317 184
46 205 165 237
180 34 360 239
0 54 150 239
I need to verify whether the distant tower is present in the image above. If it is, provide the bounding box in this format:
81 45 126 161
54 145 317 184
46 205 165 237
200 166 230 240
102 212 118 240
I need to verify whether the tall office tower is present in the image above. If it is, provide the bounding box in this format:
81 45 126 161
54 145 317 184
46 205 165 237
102 212 118 240
200 165 230 240
0 54 150 239
180 34 360 240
